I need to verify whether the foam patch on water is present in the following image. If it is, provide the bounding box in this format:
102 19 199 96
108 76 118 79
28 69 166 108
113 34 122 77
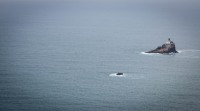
140 51 177 56
140 52 161 56
109 73 126 77
109 73 145 79
177 50 183 53
141 49 200 59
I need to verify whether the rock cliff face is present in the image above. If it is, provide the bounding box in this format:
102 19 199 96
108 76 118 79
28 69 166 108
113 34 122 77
146 40 178 53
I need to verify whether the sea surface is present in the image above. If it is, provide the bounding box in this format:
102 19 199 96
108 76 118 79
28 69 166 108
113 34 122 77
0 1 200 111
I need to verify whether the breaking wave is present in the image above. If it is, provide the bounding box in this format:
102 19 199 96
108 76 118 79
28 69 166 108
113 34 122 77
109 73 144 79
109 73 126 77
140 49 200 58
140 52 164 56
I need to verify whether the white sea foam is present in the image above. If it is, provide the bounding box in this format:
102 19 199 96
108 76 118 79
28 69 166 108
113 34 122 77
141 49 200 55
177 50 183 53
109 73 126 77
109 73 145 80
140 52 161 56
141 51 180 56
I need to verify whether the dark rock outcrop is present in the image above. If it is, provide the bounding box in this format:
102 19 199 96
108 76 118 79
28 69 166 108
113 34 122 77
146 39 178 53
116 73 123 75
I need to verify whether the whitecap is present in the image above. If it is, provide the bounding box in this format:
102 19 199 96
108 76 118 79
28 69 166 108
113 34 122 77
109 73 126 77
177 50 182 53
140 52 161 56
109 73 145 80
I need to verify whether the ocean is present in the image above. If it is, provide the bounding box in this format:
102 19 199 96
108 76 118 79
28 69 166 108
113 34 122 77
0 1 200 111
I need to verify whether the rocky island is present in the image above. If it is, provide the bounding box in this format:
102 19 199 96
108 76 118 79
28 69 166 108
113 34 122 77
146 38 178 53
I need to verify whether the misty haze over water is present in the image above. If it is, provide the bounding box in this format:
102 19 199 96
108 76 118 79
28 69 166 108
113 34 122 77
0 1 200 111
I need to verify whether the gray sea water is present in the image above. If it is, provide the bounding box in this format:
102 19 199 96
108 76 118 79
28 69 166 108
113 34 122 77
0 1 200 111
